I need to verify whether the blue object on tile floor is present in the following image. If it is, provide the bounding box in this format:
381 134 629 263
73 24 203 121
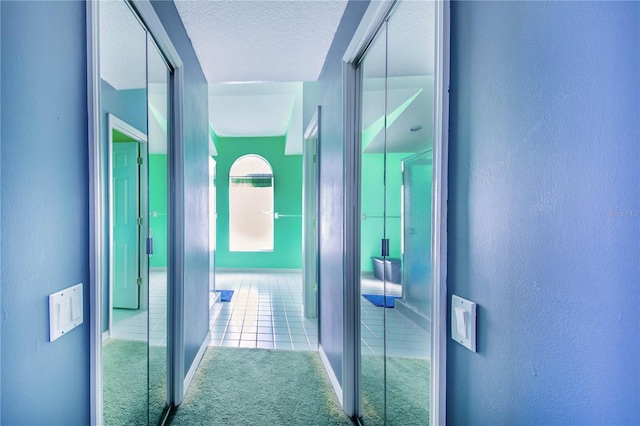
362 294 400 308
215 290 234 302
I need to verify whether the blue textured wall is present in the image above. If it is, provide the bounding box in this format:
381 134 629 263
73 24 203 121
151 0 210 379
305 0 370 388
1 1 90 424
447 1 640 424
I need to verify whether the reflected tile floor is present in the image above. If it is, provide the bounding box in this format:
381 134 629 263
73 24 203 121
110 268 167 346
112 269 429 358
209 271 318 351
361 275 431 359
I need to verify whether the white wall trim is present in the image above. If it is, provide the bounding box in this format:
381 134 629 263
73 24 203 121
87 2 103 424
343 0 396 63
319 344 343 407
183 333 210 394
129 1 183 69
342 60 361 418
430 2 451 425
108 114 148 142
167 61 186 408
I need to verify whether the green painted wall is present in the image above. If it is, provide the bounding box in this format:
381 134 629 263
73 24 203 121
149 154 168 267
215 136 302 269
361 153 405 272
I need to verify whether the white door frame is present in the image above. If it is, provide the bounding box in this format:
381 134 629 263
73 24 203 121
303 107 321 320
87 1 186 424
341 1 450 424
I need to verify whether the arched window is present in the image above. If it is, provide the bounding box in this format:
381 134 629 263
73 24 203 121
229 155 274 252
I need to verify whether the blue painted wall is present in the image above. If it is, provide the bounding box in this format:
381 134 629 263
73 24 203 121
304 0 370 388
151 0 210 379
447 2 640 424
1 1 90 424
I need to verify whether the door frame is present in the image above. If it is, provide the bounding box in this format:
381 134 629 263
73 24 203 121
303 106 321 320
107 114 148 328
341 0 450 424
87 1 186 423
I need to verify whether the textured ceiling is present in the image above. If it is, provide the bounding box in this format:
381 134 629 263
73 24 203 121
100 0 147 90
174 1 349 84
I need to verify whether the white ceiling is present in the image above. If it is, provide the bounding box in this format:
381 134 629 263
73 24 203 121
174 1 349 84
209 82 303 154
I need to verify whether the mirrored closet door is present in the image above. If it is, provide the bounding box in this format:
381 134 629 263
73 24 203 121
99 1 170 424
358 1 434 424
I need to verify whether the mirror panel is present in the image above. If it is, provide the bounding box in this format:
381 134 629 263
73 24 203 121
358 1 435 424
100 1 150 424
147 36 170 424
360 21 388 426
385 2 433 424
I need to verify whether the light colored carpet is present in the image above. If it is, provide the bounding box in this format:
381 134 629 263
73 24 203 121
361 356 430 426
169 347 354 426
103 339 167 425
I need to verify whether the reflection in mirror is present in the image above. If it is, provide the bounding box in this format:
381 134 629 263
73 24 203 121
359 20 388 426
99 1 149 424
385 2 433 424
359 1 434 424
147 36 170 424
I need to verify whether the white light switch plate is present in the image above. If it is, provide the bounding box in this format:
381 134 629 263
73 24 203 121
451 294 477 352
49 283 83 342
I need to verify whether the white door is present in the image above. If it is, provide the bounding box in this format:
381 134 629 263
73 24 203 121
112 141 140 309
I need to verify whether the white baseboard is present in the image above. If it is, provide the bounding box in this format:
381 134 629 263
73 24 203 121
102 330 109 342
183 332 211 395
319 344 343 407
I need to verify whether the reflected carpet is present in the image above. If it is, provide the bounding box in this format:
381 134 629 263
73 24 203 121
103 339 167 425
361 355 430 426
168 347 354 425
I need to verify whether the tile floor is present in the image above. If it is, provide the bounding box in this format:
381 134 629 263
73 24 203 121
110 268 168 346
360 274 430 359
208 271 318 350
111 268 429 358
209 270 430 359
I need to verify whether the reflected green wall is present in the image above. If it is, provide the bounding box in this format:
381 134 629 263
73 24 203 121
361 153 404 272
215 136 302 269
149 154 167 267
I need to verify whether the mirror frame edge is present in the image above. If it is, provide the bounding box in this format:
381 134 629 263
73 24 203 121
86 1 103 424
430 2 451 425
